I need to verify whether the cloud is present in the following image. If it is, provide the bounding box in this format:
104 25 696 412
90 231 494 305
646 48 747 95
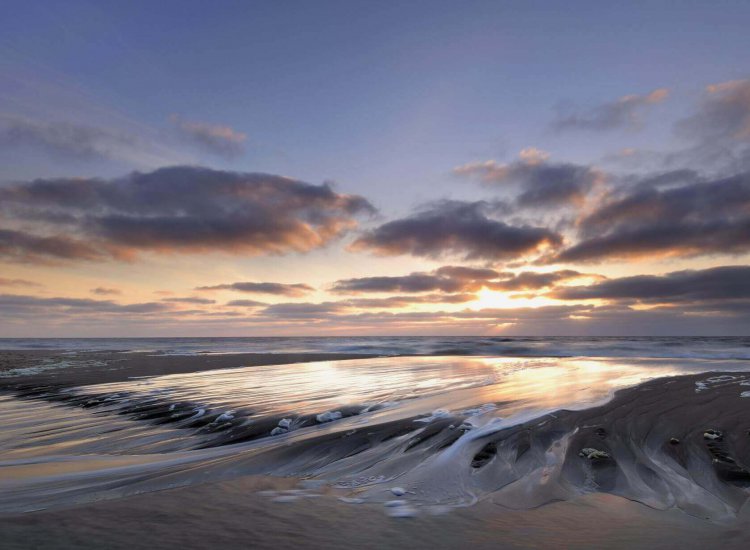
0 293 271 331
487 270 594 291
260 297 490 321
333 273 479 294
170 115 247 158
553 88 669 132
552 171 750 263
332 265 506 294
162 296 217 304
332 266 594 299
344 293 477 308
0 228 111 263
3 278 748 336
91 287 122 295
250 298 749 335
433 265 501 280
664 79 750 172
261 301 350 319
350 200 561 261
269 294 750 335
0 166 374 264
225 299 267 307
549 265 750 304
678 79 750 142
196 281 314 297
0 294 176 317
626 168 702 191
518 147 551 163
0 278 41 288
0 114 145 162
454 152 602 208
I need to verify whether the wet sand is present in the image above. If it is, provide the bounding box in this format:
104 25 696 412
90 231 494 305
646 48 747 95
0 476 747 550
3 351 750 548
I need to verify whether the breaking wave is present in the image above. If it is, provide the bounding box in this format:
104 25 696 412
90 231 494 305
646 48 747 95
3 336 750 360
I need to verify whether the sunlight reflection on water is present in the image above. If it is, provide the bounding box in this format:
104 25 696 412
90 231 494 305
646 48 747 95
3 355 750 514
4 355 747 460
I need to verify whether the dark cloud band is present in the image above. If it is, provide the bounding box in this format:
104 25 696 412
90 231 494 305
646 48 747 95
351 200 561 261
553 172 750 262
196 281 314 297
0 166 374 263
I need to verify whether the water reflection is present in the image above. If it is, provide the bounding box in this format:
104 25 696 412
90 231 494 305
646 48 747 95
86 355 739 417
4 355 746 461
3 355 750 514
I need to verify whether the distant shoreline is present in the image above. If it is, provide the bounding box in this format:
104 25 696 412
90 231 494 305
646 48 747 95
0 350 380 387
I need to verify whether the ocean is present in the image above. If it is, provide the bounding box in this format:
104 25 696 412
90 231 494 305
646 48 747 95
2 335 750 359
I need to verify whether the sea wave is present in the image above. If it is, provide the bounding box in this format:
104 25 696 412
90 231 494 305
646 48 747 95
2 336 750 360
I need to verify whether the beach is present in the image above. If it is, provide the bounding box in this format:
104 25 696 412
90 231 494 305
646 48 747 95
2 344 750 548
2 478 747 550
5 1 750 547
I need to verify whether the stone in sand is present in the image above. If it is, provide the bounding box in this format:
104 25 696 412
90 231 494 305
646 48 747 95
579 448 611 460
704 429 723 441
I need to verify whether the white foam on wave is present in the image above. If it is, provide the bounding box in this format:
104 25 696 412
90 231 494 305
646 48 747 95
189 408 206 419
0 358 109 378
316 411 342 423
695 374 747 393
215 411 235 423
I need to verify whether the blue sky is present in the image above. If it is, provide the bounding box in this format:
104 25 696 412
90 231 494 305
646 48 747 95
4 1 749 206
1 1 750 336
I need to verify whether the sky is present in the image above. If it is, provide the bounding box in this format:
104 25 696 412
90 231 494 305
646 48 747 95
1 0 750 337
